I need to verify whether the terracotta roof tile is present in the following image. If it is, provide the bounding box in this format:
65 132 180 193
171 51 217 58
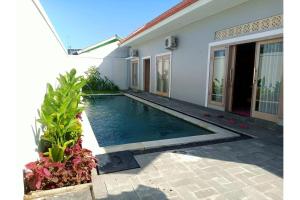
120 0 199 44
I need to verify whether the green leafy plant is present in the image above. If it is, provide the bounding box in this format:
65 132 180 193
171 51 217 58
24 69 97 193
82 66 119 93
37 69 86 162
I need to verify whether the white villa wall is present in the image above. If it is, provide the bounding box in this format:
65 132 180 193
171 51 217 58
130 0 283 106
70 42 129 89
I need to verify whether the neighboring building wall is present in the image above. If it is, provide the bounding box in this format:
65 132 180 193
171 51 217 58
70 42 129 90
130 0 282 106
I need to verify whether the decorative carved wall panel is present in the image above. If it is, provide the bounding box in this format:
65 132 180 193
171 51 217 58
215 15 283 40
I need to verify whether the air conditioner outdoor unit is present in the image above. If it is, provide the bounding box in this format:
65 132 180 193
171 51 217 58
129 49 138 57
165 36 177 50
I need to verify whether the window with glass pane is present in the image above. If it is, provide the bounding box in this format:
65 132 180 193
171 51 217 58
131 61 138 87
211 50 226 103
156 55 170 95
255 41 283 115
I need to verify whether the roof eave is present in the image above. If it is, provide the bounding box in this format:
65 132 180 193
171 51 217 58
78 35 121 54
120 0 249 47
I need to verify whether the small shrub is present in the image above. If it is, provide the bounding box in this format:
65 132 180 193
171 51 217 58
82 66 119 93
24 139 97 193
37 69 86 162
24 68 97 194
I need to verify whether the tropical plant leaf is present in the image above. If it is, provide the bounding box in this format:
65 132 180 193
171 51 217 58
48 145 65 162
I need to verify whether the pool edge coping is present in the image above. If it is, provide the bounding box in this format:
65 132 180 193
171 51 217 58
84 93 123 96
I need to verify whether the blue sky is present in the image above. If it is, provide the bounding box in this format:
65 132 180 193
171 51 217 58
40 0 181 49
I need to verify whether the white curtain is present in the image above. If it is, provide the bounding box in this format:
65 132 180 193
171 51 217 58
131 62 138 87
211 50 226 103
255 41 283 115
156 55 170 94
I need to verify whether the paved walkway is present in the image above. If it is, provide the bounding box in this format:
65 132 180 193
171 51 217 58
92 138 282 200
92 91 283 199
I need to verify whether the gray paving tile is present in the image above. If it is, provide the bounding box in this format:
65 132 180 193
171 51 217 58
195 188 218 199
92 91 283 200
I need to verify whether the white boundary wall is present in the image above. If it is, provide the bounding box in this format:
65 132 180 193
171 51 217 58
17 0 71 166
17 0 129 196
69 42 129 90
17 0 75 196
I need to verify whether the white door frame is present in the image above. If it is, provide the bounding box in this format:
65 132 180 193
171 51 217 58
154 52 172 97
205 28 283 107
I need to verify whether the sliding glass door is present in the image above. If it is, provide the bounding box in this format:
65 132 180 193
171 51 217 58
207 39 283 122
156 54 170 97
208 46 229 109
251 39 283 121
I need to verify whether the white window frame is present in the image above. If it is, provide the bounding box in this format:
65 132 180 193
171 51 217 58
205 28 283 107
130 58 139 89
154 52 172 97
141 56 151 91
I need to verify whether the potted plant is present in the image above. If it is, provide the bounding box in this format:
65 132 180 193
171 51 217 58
23 69 97 200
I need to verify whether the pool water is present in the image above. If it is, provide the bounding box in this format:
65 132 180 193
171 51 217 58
84 95 214 147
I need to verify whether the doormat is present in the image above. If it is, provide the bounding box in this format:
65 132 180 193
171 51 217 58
95 151 140 175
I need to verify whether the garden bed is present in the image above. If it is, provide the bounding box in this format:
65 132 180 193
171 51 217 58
24 183 95 200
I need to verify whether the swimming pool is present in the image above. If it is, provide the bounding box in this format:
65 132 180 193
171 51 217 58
84 95 215 147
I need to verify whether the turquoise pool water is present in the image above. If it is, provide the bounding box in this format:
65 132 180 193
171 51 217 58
84 95 214 147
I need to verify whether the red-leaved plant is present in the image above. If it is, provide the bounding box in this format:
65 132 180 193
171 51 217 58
24 139 97 193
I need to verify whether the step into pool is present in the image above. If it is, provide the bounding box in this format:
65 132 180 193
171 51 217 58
84 95 216 147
